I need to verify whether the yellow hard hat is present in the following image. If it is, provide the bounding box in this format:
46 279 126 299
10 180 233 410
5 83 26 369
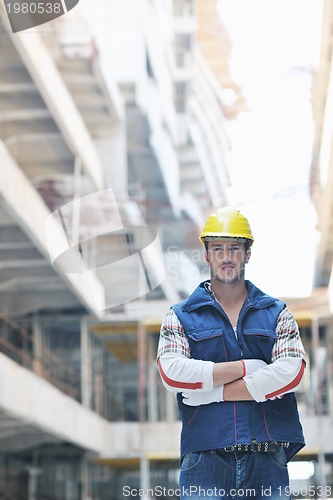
199 207 254 246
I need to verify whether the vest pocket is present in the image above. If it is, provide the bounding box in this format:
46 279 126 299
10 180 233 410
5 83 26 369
187 329 227 362
243 329 277 362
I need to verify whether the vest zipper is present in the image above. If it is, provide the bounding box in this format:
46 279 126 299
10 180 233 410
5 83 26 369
212 301 242 357
237 302 256 441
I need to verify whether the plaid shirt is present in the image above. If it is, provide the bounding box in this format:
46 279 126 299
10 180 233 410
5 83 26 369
157 285 305 363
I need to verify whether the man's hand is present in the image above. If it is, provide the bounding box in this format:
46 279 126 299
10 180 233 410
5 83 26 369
182 386 224 406
242 359 267 375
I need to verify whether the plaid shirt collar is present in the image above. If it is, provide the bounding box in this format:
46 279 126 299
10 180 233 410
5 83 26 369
204 281 215 298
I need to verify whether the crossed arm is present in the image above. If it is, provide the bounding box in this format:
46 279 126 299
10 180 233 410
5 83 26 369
157 308 306 404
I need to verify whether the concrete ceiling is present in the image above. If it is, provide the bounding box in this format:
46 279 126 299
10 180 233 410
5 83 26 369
0 410 62 452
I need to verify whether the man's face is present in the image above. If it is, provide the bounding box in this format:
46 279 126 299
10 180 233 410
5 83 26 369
204 239 251 284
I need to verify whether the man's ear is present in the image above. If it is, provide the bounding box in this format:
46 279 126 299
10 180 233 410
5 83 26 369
245 248 251 263
204 250 209 263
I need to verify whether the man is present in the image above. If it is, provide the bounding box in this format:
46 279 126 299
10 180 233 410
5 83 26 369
157 207 306 499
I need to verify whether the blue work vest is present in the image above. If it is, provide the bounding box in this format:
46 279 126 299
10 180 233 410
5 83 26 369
172 280 305 461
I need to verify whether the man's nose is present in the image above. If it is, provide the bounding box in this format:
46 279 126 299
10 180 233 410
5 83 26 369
221 250 233 262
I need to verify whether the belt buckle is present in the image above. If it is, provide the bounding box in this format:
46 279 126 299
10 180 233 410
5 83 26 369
224 446 236 452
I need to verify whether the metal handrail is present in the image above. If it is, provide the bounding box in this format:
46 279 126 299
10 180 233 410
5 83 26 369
0 313 79 399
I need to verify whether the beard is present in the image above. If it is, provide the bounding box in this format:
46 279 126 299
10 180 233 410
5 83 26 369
211 265 245 284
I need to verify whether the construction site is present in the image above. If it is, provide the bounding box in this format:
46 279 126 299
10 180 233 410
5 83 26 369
0 0 333 498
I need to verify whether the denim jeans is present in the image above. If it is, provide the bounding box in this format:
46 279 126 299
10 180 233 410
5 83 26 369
179 447 290 499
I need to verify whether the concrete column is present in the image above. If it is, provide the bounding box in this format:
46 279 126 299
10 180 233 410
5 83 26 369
147 334 158 422
71 155 82 246
311 316 322 415
27 467 40 500
138 321 147 422
81 456 92 500
140 456 150 500
94 344 104 416
81 317 92 409
166 390 178 422
316 450 328 498
32 313 43 377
